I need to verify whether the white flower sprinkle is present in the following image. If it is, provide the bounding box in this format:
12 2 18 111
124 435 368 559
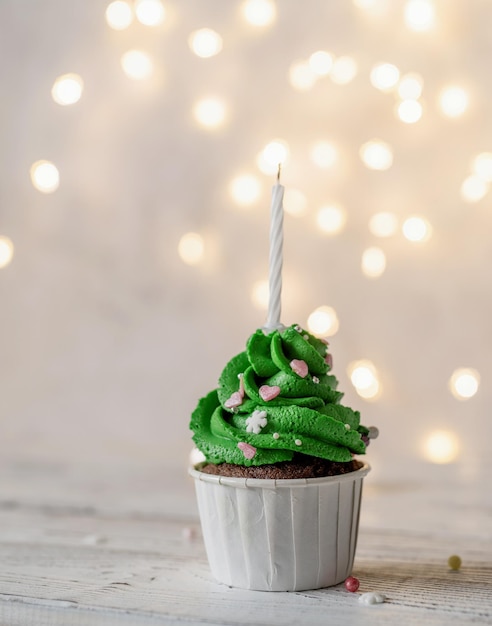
313 376 319 384
246 410 268 434
295 439 302 446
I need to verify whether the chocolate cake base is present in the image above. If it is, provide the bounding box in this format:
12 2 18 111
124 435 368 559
200 454 363 479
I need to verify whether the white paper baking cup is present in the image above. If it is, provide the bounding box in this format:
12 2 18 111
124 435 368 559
189 463 370 591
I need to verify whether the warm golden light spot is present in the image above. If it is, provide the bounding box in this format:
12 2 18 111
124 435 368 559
251 279 269 310
30 160 60 193
308 51 333 76
404 0 435 32
360 140 393 170
229 174 261 207
121 50 154 80
309 141 338 169
257 140 289 175
472 153 492 182
449 368 480 400
241 0 276 27
423 430 460 464
307 306 339 337
105 1 133 30
283 188 308 217
189 447 206 465
135 0 166 26
188 28 223 58
460 175 488 203
370 63 400 92
369 212 398 237
316 205 346 235
398 73 423 99
51 73 84 106
193 97 227 129
330 56 358 84
348 360 381 400
0 237 14 269
289 62 317 91
402 216 432 242
397 99 423 124
438 86 469 118
361 246 386 278
178 232 205 266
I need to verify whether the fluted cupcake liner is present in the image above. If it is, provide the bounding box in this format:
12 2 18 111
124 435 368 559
189 463 370 591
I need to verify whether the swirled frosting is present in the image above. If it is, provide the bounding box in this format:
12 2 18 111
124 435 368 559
190 324 370 466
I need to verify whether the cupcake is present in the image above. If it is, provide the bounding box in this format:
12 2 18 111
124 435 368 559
189 323 377 591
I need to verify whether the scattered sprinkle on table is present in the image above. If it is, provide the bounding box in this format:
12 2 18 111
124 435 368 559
344 576 360 592
448 555 462 570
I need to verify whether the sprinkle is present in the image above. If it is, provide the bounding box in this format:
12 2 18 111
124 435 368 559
362 435 370 446
344 576 360 592
368 426 379 440
224 391 243 409
290 359 308 378
246 410 268 434
358 592 386 605
259 384 281 401
303 334 309 340
294 324 302 332
238 373 245 398
448 555 462 570
325 353 333 369
295 439 302 446
273 432 280 439
345 423 351 430
313 376 319 384
237 442 257 459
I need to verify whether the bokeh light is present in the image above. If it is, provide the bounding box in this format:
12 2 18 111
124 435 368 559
460 175 489 203
51 73 84 106
397 99 423 124
193 97 227 129
178 232 205 266
471 153 492 182
308 50 333 76
307 306 339 337
348 360 381 400
330 56 358 84
289 62 317 91
121 50 154 80
369 212 398 237
404 0 436 32
105 0 133 30
360 140 393 170
30 160 60 193
449 368 480 400
283 188 308 217
257 140 290 175
241 0 276 27
251 279 269 310
438 86 469 118
370 63 400 92
188 28 223 58
309 141 338 169
397 73 424 99
229 174 261 207
402 216 432 242
423 430 460 464
135 0 166 26
189 447 206 465
0 236 14 269
316 204 347 235
361 246 386 278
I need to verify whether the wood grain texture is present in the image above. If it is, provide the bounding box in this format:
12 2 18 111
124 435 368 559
0 461 490 626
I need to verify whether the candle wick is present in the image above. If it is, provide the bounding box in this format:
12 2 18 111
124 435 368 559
277 163 282 182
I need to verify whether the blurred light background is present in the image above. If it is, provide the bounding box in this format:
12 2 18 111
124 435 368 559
1 0 490 480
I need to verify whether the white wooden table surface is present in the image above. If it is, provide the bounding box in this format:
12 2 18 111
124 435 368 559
0 460 490 626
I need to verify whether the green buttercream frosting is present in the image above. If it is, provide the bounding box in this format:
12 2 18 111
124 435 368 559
190 324 369 466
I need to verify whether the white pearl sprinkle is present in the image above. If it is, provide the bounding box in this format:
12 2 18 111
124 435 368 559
345 423 351 430
303 334 309 340
295 439 302 446
368 426 379 440
273 432 280 439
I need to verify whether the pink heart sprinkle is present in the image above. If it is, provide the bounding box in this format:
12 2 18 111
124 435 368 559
224 391 243 409
325 353 333 369
259 385 281 401
290 359 308 378
237 441 257 459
